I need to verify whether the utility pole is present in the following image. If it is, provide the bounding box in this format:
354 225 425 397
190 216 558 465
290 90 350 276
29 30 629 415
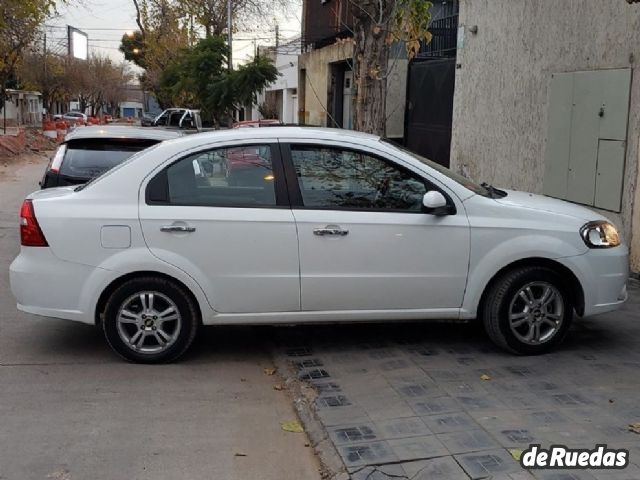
275 23 279 50
227 0 232 70
43 31 47 118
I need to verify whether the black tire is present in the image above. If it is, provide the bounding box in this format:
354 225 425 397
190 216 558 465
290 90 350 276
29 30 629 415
481 266 573 355
102 276 199 363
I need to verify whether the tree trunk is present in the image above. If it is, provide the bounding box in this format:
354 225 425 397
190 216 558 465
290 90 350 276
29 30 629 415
352 2 392 136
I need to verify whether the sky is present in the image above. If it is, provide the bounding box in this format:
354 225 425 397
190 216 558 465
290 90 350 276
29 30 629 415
46 0 302 68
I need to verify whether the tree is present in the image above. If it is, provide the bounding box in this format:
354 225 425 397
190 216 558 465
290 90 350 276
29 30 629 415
20 51 132 116
350 0 432 135
159 36 278 126
120 31 146 68
0 0 59 109
17 50 69 114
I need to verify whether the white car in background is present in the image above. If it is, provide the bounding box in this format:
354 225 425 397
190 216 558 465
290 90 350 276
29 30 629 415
54 111 88 124
10 127 628 363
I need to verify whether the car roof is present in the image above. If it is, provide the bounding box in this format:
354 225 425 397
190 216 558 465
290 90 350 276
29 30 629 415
170 126 381 144
64 125 184 142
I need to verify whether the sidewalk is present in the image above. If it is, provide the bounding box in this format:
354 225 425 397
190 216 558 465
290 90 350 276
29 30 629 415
273 284 640 480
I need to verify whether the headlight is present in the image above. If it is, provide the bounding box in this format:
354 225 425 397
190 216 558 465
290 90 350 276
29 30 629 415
580 221 621 248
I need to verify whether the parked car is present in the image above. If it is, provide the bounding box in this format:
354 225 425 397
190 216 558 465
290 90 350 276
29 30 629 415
54 111 88 124
147 108 202 131
39 126 182 188
10 127 628 363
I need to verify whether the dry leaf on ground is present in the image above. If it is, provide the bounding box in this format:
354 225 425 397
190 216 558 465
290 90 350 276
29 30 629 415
629 422 640 434
480 374 491 381
509 449 523 461
264 367 277 376
281 420 304 433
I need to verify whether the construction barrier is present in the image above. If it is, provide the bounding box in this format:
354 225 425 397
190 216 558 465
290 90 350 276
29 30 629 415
55 121 68 142
42 120 57 140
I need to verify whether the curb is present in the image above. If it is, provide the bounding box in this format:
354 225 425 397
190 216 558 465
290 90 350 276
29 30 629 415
271 349 349 480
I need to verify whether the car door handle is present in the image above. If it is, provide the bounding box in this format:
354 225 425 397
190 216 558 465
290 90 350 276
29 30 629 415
160 225 196 233
313 225 349 236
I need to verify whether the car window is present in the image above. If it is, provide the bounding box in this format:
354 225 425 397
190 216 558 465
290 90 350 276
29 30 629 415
159 145 277 207
290 145 429 211
61 138 158 178
380 139 492 198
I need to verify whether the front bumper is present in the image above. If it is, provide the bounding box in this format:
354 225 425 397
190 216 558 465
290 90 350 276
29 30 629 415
560 244 629 317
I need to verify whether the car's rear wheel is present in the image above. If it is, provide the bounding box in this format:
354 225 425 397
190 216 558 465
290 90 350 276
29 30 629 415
102 277 199 363
482 266 573 354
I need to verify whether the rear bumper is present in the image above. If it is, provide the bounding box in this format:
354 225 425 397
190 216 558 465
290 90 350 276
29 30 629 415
559 245 629 317
10 247 110 324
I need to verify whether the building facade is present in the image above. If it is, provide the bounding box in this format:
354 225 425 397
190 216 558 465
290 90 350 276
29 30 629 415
299 0 407 141
450 0 640 269
2 90 43 127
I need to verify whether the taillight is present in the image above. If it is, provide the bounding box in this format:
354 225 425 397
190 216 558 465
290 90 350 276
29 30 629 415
20 200 48 247
49 144 66 173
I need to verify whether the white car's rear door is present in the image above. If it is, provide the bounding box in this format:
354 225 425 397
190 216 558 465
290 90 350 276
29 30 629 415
139 141 300 314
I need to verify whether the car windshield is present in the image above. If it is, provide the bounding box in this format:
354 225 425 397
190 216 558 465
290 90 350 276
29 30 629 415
61 138 158 179
380 139 493 197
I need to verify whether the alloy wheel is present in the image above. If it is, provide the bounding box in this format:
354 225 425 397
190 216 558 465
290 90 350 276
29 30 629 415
508 281 564 345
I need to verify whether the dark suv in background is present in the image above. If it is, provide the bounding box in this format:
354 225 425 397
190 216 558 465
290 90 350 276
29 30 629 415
40 126 182 188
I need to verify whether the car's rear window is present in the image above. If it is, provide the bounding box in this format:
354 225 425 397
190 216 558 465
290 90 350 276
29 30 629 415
60 138 159 178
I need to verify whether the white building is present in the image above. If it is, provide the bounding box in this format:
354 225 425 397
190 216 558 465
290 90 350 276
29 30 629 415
251 39 300 124
2 90 43 127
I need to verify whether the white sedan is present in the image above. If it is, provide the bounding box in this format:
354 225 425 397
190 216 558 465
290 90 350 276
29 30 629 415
10 128 628 363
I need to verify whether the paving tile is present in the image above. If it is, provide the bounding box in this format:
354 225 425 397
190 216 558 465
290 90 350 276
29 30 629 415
454 393 508 411
338 441 398 467
421 412 479 434
328 423 379 445
455 448 522 479
494 428 540 448
349 463 407 480
408 395 462 415
374 416 432 439
315 405 371 427
402 456 471 479
533 470 597 480
437 429 501 454
386 434 449 462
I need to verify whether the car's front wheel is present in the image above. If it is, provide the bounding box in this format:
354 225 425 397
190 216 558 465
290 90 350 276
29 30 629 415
102 277 199 363
482 266 573 354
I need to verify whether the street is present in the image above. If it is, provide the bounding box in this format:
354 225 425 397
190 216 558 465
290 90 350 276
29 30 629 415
0 155 321 479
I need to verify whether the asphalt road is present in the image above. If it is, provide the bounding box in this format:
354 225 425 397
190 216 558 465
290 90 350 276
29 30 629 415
0 154 321 480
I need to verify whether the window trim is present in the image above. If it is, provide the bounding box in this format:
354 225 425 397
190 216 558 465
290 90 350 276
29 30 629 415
280 142 457 214
145 142 291 209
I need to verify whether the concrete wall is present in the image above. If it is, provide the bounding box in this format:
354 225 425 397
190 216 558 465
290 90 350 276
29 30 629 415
450 0 640 268
300 40 408 137
385 57 408 140
299 41 353 127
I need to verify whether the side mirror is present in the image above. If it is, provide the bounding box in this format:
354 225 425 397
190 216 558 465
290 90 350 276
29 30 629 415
422 191 451 215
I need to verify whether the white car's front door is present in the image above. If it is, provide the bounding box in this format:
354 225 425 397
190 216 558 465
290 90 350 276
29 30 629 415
139 142 300 314
285 143 470 312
